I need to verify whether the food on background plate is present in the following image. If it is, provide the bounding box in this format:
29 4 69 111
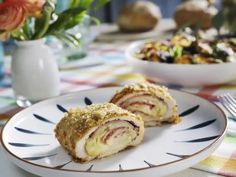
136 30 236 64
117 1 162 33
55 103 144 163
222 0 236 33
174 0 218 29
110 83 180 127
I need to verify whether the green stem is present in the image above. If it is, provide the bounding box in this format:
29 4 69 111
22 19 31 40
34 2 54 39
34 13 51 39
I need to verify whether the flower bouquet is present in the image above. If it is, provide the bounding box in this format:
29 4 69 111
0 0 109 102
0 0 109 44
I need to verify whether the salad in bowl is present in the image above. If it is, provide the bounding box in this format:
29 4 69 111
126 29 236 86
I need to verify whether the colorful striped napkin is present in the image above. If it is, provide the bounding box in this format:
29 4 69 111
0 42 236 176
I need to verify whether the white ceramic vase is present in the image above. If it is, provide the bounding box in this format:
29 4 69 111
11 39 60 102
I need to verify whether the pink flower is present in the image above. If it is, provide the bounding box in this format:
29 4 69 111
0 0 45 40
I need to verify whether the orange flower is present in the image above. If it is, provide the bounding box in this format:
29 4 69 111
0 0 45 40
22 0 46 17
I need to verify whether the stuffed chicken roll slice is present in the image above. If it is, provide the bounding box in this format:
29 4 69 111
55 103 144 163
110 83 180 127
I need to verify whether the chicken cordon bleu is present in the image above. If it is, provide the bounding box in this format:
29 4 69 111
110 83 180 127
55 103 144 163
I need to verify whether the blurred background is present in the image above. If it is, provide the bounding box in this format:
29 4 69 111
92 0 222 22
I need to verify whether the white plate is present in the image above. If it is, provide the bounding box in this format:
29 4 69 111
95 19 175 42
1 87 227 177
126 41 236 86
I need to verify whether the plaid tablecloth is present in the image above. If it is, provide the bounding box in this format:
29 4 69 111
0 41 236 177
